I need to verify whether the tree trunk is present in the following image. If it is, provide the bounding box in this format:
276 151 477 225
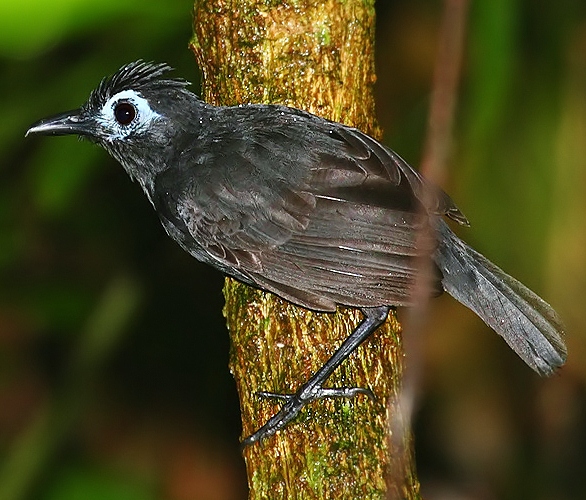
190 1 420 498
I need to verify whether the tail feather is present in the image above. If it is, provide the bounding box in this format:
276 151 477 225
434 221 567 375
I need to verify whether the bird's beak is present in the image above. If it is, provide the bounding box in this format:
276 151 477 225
26 109 93 137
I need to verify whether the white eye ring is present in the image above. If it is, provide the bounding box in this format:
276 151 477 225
98 90 160 140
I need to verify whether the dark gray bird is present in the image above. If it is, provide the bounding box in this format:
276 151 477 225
27 61 566 445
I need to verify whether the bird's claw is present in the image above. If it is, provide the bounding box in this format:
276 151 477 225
241 384 375 448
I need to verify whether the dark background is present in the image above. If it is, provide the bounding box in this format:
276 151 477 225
1 1 585 499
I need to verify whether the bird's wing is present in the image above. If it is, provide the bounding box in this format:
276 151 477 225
157 109 466 311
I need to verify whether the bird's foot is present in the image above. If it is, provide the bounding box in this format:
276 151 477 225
240 383 374 448
240 307 389 448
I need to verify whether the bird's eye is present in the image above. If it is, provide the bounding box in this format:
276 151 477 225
114 101 137 125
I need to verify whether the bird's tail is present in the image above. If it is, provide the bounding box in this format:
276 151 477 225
434 221 566 375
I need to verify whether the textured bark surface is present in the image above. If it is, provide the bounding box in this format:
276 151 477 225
190 1 420 498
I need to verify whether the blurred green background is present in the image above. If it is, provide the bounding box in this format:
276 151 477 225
0 0 585 499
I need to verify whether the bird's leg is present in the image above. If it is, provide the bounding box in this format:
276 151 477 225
241 305 390 447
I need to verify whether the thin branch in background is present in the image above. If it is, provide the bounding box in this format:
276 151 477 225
390 0 469 458
421 0 469 182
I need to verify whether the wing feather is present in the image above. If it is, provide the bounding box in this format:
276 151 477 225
155 105 463 310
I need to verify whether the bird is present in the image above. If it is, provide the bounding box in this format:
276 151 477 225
27 60 566 445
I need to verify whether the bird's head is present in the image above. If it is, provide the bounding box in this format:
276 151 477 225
27 60 202 193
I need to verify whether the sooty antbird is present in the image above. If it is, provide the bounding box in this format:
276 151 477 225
27 61 566 445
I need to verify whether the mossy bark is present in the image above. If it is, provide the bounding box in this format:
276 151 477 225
190 1 420 498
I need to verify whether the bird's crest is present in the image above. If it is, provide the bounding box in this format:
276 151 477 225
86 60 189 111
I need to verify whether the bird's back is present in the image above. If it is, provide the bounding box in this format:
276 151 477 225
153 104 463 310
